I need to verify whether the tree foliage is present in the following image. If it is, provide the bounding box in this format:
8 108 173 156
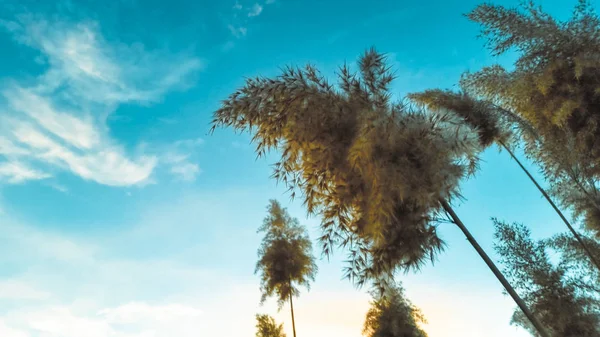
410 85 600 272
493 219 600 336
463 0 600 234
255 314 287 337
212 48 480 288
408 89 511 149
547 232 600 294
363 284 428 337
255 200 317 308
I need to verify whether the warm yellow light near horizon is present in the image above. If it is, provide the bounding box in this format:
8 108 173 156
271 290 371 337
257 284 531 337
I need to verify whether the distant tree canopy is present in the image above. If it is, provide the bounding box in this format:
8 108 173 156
255 314 286 337
213 49 480 288
363 284 428 337
493 219 600 336
255 200 317 308
464 0 600 235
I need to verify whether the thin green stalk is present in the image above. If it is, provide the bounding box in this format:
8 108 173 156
289 281 297 337
499 140 600 272
440 199 551 337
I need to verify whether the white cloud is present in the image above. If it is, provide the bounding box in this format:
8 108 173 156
25 308 115 337
6 87 100 150
0 207 228 337
173 138 204 148
0 161 50 184
1 302 208 337
99 302 203 324
248 3 263 17
169 162 201 182
0 321 29 337
228 24 247 38
8 19 202 104
46 181 69 193
227 0 274 39
0 280 51 300
0 16 202 186
0 189 533 337
0 220 97 264
0 191 365 337
5 118 157 186
161 137 203 182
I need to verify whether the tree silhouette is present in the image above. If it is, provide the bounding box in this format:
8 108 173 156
255 200 317 337
409 89 600 271
493 219 600 336
548 232 600 287
463 0 600 238
212 49 549 336
363 283 428 337
255 314 287 337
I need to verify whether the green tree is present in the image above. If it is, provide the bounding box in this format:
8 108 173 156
548 232 600 288
494 219 600 336
363 284 428 337
409 89 600 271
463 0 600 237
255 200 317 337
212 49 549 336
255 314 287 337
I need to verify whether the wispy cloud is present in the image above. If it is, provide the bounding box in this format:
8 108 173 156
0 193 253 336
99 302 203 324
0 16 202 187
0 191 369 337
228 24 247 38
0 280 51 301
166 157 201 182
173 138 204 148
226 0 275 39
159 137 203 182
0 161 51 184
0 220 97 264
248 3 263 17
45 181 69 193
3 302 207 337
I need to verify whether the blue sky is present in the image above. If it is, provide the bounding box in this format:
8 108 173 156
0 0 594 336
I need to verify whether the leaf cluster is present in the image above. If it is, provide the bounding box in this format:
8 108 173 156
464 1 600 233
255 200 318 308
493 219 600 336
363 283 428 337
213 48 480 288
409 89 513 149
255 314 287 337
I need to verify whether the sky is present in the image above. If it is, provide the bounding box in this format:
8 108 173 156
0 0 595 336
